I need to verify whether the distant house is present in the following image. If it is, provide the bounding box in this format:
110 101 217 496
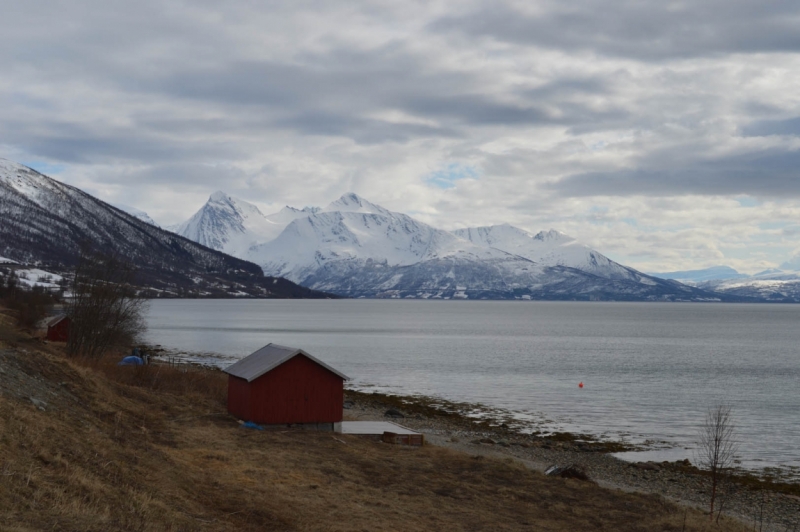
223 343 349 428
46 315 70 342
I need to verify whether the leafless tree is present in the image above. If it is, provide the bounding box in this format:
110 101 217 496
66 249 147 358
696 404 738 521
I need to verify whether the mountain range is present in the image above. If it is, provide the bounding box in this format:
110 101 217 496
6 156 794 302
0 159 331 299
169 190 741 301
651 266 800 302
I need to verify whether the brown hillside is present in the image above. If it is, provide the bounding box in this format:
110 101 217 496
0 317 748 531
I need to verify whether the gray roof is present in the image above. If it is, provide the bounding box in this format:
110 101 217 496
223 343 349 382
47 314 69 327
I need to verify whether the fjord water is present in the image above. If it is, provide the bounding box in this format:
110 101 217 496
144 300 800 477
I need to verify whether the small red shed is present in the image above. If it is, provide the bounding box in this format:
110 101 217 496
46 315 70 342
223 343 349 426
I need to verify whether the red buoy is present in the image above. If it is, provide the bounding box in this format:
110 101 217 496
578 382 584 388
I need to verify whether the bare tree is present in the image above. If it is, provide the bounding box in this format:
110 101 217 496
66 249 148 358
696 404 738 521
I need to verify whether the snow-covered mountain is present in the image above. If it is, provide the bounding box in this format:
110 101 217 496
173 191 316 257
697 269 800 302
172 191 734 300
642 263 800 301
0 158 331 299
249 200 553 297
648 266 747 285
453 224 643 282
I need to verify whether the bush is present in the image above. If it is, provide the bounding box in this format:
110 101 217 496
0 271 58 329
66 249 148 358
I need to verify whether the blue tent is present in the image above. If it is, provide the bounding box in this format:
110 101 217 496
118 356 144 366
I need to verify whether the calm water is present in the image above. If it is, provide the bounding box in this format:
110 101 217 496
143 299 800 478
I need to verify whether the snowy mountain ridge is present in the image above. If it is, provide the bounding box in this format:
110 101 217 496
171 191 732 300
452 224 643 282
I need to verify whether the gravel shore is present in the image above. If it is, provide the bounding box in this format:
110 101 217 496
344 390 800 532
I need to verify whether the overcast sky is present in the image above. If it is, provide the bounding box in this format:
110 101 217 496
3 0 800 273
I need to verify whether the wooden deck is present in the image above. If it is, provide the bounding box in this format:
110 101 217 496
337 421 421 436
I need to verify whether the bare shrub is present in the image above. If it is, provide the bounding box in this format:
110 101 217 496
66 249 147 358
696 404 738 521
0 272 58 329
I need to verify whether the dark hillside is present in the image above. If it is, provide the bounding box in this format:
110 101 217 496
0 160 332 298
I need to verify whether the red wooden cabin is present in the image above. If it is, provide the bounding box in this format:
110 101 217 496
223 344 349 426
46 315 70 342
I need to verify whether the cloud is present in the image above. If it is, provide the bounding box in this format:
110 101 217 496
550 147 800 198
742 117 800 137
431 1 800 60
2 0 800 272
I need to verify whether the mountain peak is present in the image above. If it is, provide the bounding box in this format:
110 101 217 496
533 229 571 242
324 193 390 215
209 190 230 203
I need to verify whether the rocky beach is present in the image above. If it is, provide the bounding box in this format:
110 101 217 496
344 390 800 532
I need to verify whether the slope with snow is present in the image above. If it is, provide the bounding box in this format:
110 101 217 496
0 158 331 299
168 188 746 301
648 265 748 285
173 192 317 257
111 203 159 227
242 194 720 300
453 224 649 282
698 269 800 302
249 202 542 282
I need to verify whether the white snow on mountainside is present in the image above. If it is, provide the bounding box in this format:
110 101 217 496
171 191 714 299
453 224 644 282
320 192 392 216
648 266 747 285
174 192 282 256
249 199 533 281
111 203 159 227
1 158 322 298
697 268 800 301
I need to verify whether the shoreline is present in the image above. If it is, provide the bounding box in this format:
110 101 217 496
343 389 800 531
147 346 799 530
151 345 800 479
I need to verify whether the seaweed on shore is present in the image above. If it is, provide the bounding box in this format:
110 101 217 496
344 388 637 453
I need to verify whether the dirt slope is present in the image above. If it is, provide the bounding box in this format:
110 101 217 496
0 319 748 531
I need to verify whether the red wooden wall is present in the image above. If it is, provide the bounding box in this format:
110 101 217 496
46 318 70 342
227 354 344 424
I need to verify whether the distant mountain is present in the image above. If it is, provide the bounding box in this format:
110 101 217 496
697 269 800 302
111 203 159 227
453 225 643 282
648 266 747 285
173 191 741 301
0 159 332 299
644 263 800 302
173 191 317 257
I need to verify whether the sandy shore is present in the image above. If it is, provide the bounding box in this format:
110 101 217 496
344 389 800 532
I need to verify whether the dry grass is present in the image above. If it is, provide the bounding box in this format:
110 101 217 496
0 321 751 531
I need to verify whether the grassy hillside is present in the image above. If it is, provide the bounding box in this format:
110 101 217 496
0 314 748 531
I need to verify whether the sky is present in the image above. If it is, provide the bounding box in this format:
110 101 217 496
3 1 800 274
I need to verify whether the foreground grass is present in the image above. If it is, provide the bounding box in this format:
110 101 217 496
0 321 748 530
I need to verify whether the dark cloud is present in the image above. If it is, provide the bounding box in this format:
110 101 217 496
273 112 460 143
431 1 800 60
0 120 242 164
140 53 630 138
550 148 800 197
742 117 800 137
1 0 800 217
